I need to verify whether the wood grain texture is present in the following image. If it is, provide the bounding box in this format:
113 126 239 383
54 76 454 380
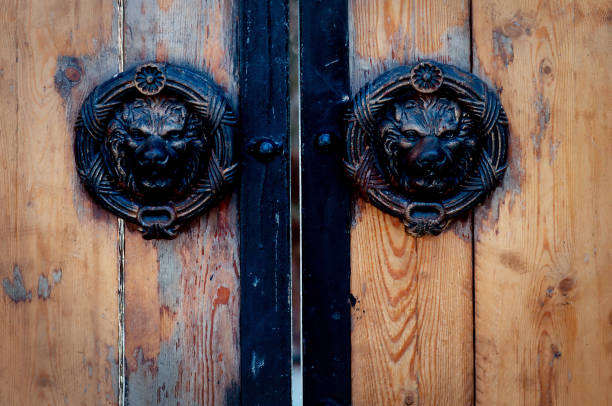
122 1 240 404
473 0 612 405
349 1 474 404
0 0 120 404
350 201 420 406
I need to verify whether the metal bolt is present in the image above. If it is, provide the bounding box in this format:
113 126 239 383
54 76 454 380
249 139 279 162
316 132 334 151
258 140 275 156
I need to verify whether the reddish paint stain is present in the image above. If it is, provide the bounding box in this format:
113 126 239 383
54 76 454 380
214 286 230 306
156 42 168 61
157 0 173 12
64 67 82 82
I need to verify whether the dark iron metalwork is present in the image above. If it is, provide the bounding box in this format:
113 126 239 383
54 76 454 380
74 62 237 239
239 0 292 404
345 61 508 237
301 1 352 405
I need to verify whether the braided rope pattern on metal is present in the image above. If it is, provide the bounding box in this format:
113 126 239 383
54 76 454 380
74 62 237 238
344 60 508 235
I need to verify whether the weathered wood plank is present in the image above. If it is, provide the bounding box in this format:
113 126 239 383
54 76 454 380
122 1 240 404
348 1 474 404
0 0 120 404
473 1 612 404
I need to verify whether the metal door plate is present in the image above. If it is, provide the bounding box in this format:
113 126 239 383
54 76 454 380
74 62 237 239
344 61 508 236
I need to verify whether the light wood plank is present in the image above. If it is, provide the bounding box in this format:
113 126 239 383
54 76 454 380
122 1 240 404
0 0 120 404
473 0 612 404
349 1 474 404
350 201 420 406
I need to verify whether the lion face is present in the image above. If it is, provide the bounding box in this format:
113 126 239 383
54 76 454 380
105 97 208 201
375 95 478 197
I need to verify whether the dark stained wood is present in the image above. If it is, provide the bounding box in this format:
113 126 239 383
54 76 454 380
472 1 612 404
348 1 474 404
122 1 241 404
0 0 120 404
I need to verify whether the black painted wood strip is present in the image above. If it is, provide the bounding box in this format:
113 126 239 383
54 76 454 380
300 1 352 405
239 0 292 404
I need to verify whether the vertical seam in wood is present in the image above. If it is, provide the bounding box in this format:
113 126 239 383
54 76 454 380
117 1 125 405
468 1 476 404
469 0 474 73
471 211 476 406
415 239 421 405
14 5 19 240
118 218 126 406
118 0 124 71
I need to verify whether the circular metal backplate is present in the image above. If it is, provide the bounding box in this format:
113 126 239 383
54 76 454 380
344 61 508 236
74 62 237 239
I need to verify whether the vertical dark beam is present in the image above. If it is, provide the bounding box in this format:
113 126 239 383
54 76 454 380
300 1 351 405
239 0 292 404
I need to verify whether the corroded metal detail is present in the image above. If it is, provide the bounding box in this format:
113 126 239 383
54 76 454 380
344 61 508 236
75 62 237 239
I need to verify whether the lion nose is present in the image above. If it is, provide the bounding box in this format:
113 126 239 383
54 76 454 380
143 148 165 163
139 136 169 166
417 150 446 168
415 137 446 169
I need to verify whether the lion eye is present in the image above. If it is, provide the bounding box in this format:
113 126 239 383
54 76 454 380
439 130 456 139
166 130 182 139
402 131 419 141
130 129 145 140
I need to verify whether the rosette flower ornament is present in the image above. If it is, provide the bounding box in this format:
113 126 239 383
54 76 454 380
134 64 166 95
410 62 443 93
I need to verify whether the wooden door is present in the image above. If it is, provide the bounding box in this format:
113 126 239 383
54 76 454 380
0 1 292 405
301 1 611 405
1 0 610 405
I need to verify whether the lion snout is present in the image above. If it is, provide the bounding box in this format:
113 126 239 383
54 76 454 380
403 136 447 172
136 136 171 169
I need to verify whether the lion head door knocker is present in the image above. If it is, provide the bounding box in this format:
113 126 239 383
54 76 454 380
74 63 238 239
344 61 508 236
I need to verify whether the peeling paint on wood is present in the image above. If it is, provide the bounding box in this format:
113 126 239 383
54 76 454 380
2 266 32 303
37 275 50 299
3 267 63 302
122 1 241 399
52 269 62 284
0 0 120 404
37 269 62 300
492 30 514 67
473 1 612 404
